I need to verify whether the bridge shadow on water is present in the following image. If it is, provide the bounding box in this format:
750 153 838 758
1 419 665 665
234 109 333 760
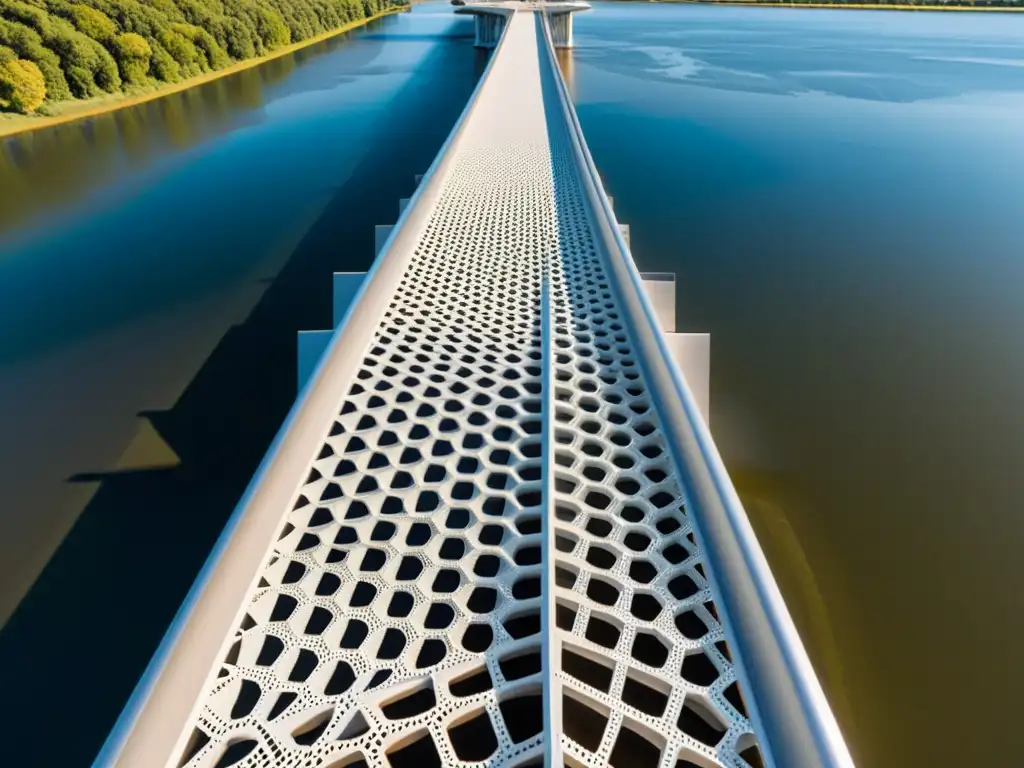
0 38 488 767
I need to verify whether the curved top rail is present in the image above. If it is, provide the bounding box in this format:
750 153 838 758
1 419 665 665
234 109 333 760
538 11 855 768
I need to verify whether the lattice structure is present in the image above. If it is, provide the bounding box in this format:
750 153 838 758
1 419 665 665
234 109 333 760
172 11 760 768
542 65 758 768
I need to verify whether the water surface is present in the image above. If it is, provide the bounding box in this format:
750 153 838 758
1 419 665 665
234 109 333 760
570 5 1024 766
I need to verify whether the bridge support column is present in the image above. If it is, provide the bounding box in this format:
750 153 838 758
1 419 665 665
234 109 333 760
296 330 332 393
374 225 394 258
640 272 711 426
473 13 506 49
297 271 367 392
549 11 574 48
332 272 366 327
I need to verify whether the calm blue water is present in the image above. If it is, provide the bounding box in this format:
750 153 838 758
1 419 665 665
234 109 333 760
0 9 476 363
2 3 1023 765
0 6 480 608
570 5 1024 766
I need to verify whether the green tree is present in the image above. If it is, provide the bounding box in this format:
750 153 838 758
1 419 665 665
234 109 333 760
67 4 115 42
211 15 255 59
147 38 179 82
157 27 200 75
0 0 404 110
171 22 227 70
0 17 70 99
111 30 147 83
0 44 46 111
253 6 289 50
86 0 181 38
0 0 121 95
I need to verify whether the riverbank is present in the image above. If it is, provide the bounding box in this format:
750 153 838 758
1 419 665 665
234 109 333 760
665 0 1024 10
0 6 408 140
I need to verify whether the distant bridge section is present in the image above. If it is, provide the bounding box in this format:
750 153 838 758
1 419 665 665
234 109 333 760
95 7 854 768
456 1 588 48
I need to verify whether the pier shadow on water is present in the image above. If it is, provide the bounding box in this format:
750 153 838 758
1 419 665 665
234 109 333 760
0 36 487 768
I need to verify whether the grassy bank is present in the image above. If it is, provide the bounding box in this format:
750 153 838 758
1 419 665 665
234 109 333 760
665 0 1024 10
0 5 405 140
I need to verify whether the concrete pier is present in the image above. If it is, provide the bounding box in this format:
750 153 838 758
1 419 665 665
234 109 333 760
458 1 587 49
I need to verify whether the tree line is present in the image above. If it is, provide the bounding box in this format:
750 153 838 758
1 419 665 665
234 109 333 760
0 0 406 114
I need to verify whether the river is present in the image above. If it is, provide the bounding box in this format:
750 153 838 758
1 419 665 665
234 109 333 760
2 2 1023 766
569 6 1024 766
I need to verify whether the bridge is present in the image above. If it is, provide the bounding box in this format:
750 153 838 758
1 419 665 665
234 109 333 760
95 5 854 768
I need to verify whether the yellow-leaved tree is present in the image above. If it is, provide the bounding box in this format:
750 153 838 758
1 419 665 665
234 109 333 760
67 5 117 44
0 44 47 113
112 33 152 85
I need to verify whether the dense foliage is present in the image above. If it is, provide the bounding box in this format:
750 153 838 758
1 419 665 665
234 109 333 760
0 43 46 110
0 0 405 114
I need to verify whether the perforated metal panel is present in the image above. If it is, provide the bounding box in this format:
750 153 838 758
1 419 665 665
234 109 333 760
171 11 759 768
543 76 759 768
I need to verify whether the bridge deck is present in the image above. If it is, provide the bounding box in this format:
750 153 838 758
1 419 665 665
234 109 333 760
98 9 852 768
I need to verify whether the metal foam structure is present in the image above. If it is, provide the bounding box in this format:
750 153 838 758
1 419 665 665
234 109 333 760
95 7 855 768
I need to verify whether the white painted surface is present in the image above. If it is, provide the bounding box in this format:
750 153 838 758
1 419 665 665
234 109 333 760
640 272 676 333
665 332 711 428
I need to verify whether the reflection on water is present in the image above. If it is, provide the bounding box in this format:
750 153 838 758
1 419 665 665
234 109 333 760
572 4 1024 766
0 21 478 238
0 53 296 234
587 5 1024 102
555 46 576 92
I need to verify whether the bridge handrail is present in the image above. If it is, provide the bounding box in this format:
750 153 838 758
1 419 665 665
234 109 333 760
538 12 855 768
91 17 516 768
94 9 856 766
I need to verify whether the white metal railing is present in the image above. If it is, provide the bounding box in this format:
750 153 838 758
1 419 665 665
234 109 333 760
91 17 517 768
94 8 856 768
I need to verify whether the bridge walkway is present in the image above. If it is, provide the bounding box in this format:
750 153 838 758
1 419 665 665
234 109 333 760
96 8 853 768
